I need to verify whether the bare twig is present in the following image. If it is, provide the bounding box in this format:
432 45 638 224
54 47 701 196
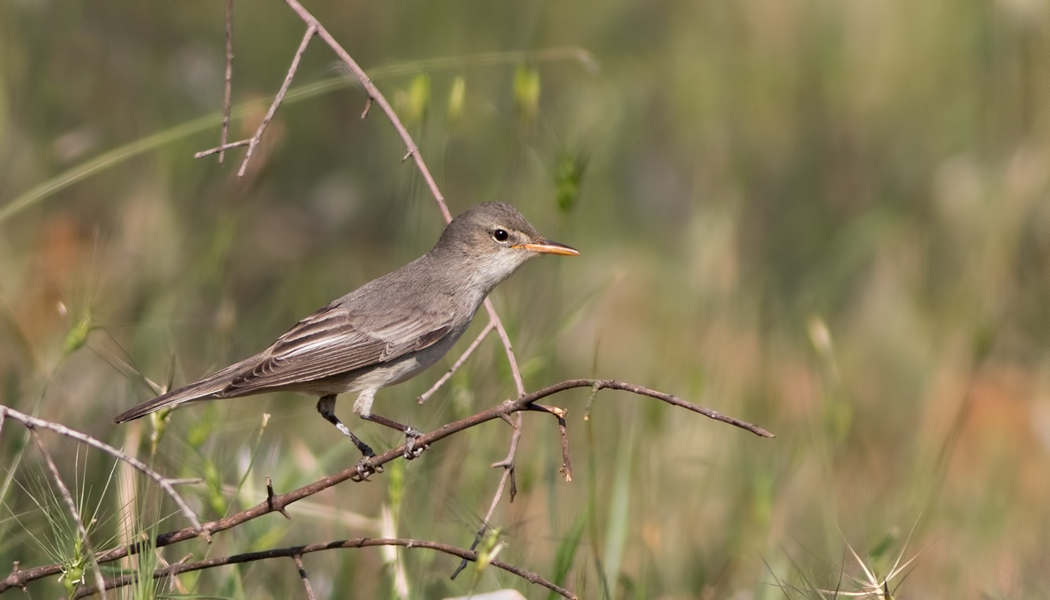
485 298 526 397
234 23 316 176
28 428 109 600
0 405 202 531
72 538 575 600
218 0 234 164
194 24 317 177
280 0 450 221
418 321 495 404
291 554 315 600
452 404 571 580
530 404 573 482
489 413 524 494
194 139 250 157
266 476 291 520
451 410 523 580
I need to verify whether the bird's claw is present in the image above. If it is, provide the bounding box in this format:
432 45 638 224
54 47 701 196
351 456 383 482
403 428 428 460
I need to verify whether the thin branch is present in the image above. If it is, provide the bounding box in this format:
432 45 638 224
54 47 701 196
194 24 317 176
291 554 315 600
281 0 450 221
489 413 524 487
451 410 523 580
0 405 202 531
194 139 250 157
28 428 109 600
218 0 234 164
452 404 571 579
72 538 575 600
418 320 495 404
236 23 315 176
485 298 526 397
529 404 573 482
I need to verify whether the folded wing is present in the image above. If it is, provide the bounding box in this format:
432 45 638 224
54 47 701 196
218 300 453 395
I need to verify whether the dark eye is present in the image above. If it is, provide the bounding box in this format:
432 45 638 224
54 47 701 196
492 228 509 242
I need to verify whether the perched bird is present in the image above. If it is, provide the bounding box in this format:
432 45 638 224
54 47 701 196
114 202 578 469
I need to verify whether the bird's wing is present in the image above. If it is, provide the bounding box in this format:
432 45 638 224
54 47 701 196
218 300 454 395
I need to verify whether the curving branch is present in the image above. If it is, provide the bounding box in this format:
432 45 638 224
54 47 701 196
0 405 203 532
0 378 770 593
70 537 575 599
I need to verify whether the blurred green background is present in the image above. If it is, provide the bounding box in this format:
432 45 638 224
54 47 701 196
3 0 1050 598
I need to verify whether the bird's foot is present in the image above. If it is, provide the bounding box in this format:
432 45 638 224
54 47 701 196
403 427 428 460
351 455 383 482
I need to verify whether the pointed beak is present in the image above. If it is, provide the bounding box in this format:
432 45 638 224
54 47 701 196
515 239 580 256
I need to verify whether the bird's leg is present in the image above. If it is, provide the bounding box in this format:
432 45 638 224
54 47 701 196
361 413 428 460
317 395 381 479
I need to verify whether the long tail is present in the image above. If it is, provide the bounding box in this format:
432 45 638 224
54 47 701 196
113 360 250 423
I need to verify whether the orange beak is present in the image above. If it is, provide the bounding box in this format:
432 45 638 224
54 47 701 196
516 240 580 256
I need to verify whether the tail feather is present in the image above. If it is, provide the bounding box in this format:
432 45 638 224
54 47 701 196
113 359 251 423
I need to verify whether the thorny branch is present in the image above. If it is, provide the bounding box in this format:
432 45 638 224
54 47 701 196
217 0 234 165
0 378 771 594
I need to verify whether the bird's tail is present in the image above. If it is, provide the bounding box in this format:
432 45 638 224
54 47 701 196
113 360 248 423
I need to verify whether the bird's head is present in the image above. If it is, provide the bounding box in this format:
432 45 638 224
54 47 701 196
433 202 579 293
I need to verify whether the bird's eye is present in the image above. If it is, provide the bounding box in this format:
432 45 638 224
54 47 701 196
492 228 509 242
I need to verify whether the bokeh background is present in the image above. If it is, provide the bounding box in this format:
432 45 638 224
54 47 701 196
3 1 1050 598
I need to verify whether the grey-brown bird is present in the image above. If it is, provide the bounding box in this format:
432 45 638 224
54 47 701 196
114 202 577 466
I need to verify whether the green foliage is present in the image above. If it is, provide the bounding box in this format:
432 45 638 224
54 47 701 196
398 73 431 125
553 150 587 214
60 310 93 358
447 76 466 123
513 64 541 123
548 513 586 600
4 451 120 598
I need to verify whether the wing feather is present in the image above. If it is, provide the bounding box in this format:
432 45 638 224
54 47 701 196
218 299 454 396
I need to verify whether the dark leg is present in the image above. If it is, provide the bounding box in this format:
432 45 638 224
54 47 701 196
317 395 375 458
362 413 427 459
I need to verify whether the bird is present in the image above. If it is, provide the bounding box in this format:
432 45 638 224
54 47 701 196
114 202 578 472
